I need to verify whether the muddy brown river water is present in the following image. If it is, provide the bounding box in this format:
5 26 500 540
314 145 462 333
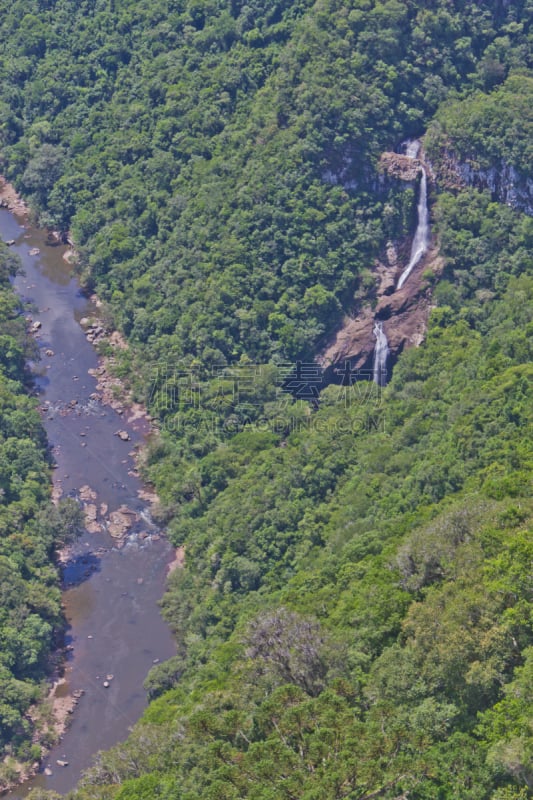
0 209 175 797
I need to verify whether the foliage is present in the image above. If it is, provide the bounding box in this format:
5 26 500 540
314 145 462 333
0 0 531 798
57 183 533 800
426 74 533 175
0 0 531 366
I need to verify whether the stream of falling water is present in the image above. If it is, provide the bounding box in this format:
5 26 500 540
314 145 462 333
372 322 389 386
372 139 429 384
397 140 430 289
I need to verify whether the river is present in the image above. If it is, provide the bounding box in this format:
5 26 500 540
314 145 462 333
0 208 175 797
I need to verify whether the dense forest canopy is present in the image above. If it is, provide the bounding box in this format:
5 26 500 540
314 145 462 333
0 0 531 365
0 0 531 798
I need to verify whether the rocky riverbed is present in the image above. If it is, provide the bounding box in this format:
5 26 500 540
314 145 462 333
0 187 176 798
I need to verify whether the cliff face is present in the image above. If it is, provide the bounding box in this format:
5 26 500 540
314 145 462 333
457 161 533 216
430 150 533 216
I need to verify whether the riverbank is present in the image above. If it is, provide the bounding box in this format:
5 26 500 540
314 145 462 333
0 177 29 219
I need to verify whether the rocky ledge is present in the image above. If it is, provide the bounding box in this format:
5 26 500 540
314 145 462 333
378 151 424 182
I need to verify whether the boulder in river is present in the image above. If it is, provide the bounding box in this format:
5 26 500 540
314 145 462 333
84 503 98 522
108 506 138 538
79 484 97 501
83 500 103 533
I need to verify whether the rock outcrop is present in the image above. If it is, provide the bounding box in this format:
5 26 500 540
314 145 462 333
318 244 442 372
428 148 533 216
457 160 533 216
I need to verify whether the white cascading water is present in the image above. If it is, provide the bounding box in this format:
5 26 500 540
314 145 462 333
397 149 430 290
404 139 420 158
369 140 427 388
373 321 389 386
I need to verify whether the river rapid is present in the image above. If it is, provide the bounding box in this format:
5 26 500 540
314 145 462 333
0 208 175 797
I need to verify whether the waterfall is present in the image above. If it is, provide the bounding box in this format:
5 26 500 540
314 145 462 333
373 322 389 386
397 166 429 289
404 139 420 158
